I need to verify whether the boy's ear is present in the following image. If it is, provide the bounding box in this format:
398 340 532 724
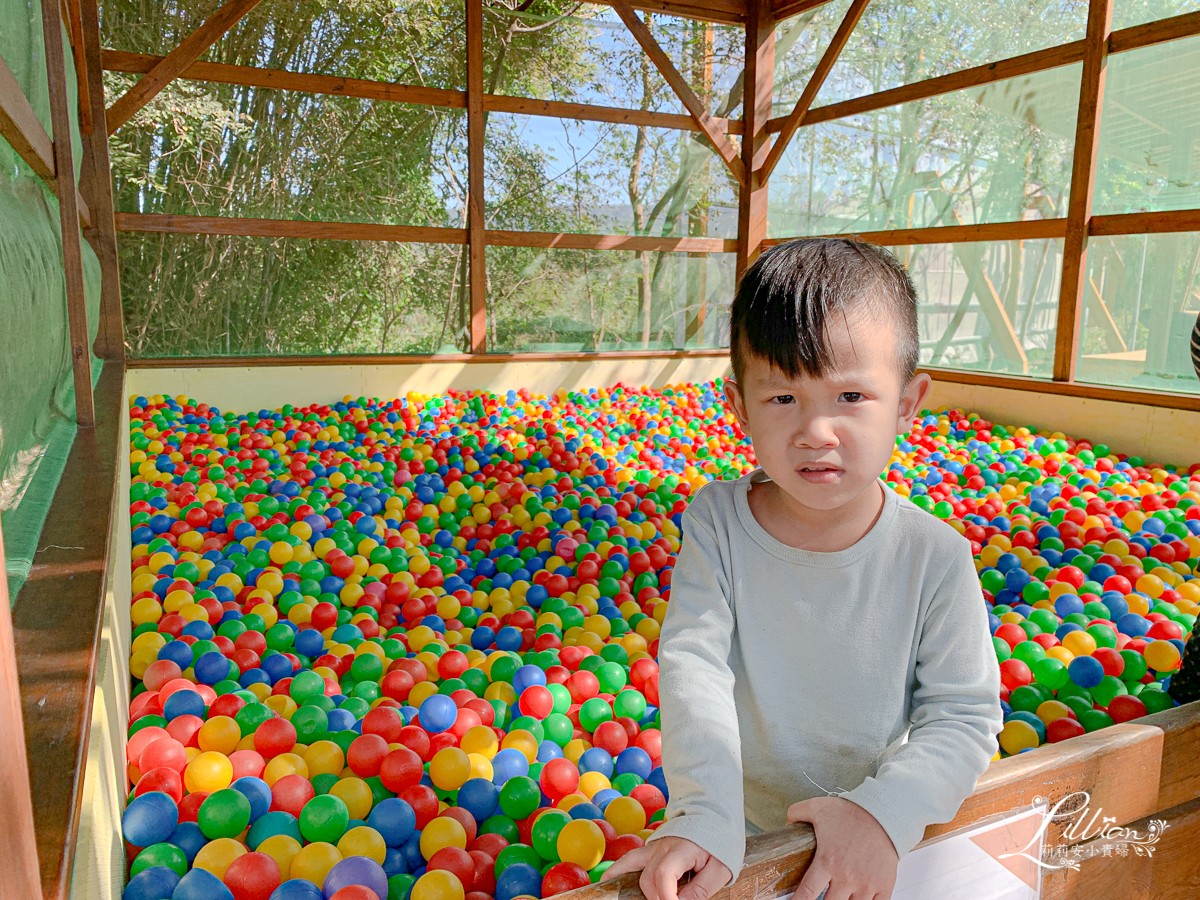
723 379 751 437
897 372 932 431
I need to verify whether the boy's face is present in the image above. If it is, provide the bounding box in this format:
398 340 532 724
724 306 931 514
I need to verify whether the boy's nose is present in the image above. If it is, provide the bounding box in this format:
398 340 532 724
793 415 839 448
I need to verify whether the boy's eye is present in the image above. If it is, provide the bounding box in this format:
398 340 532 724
840 392 864 403
771 395 795 404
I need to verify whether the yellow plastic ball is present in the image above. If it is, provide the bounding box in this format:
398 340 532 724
1145 639 1182 672
501 729 538 763
337 825 388 865
329 776 374 821
410 870 465 900
998 719 1040 756
263 752 309 786
604 795 647 835
557 819 606 870
302 740 345 778
460 725 499 759
430 747 472 791
255 834 301 879
419 815 468 861
184 750 234 793
198 716 242 755
192 837 246 879
289 841 342 887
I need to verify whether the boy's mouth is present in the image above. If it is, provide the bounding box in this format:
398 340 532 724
796 464 841 483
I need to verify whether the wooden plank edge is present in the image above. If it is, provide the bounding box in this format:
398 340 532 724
101 50 745 136
126 349 732 368
762 218 1069 246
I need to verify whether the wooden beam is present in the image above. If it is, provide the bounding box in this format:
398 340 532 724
1054 0 1113 383
79 0 124 361
1109 9 1200 54
42 0 94 426
485 231 736 252
736 0 774 275
763 217 1069 247
62 0 90 134
591 0 748 26
467 0 486 354
127 348 732 367
772 0 838 20
115 213 467 243
0 51 57 182
611 0 747 185
761 0 870 180
105 0 265 135
0 524 42 900
954 242 1029 373
1090 209 1200 236
769 41 1087 133
102 50 745 135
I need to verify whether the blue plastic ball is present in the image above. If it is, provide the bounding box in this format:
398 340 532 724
367 797 417 847
122 792 178 847
418 693 458 733
122 867 179 900
496 862 543 900
1068 655 1105 689
457 777 499 822
231 776 273 822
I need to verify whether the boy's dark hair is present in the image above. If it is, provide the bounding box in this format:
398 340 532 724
729 237 920 387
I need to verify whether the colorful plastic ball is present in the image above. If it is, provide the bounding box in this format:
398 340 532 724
1146 640 1182 672
257 834 303 882
233 776 275 822
329 888 382 900
494 863 540 900
385 874 416 900
427 846 475 891
603 796 647 835
167 821 208 864
455 778 498 824
367 798 417 848
256 718 299 760
380 748 425 794
186 750 235 793
556 819 605 870
430 748 472 791
323 856 389 900
410 870 465 900
490 748 530 785
541 862 590 897
418 695 458 734
329 776 375 821
1067 655 1105 689
224 851 283 900
269 879 324 900
199 788 254 839
194 837 249 880
300 794 352 844
420 815 468 860
338 825 389 864
498 776 541 820
130 842 188 878
173 866 236 900
290 842 344 888
123 792 178 847
122 866 180 900
530 809 571 861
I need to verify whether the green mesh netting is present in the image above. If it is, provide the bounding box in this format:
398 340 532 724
1 0 104 603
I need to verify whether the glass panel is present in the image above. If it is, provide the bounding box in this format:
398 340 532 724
486 247 734 352
1113 0 1200 30
485 113 738 237
485 3 744 119
767 65 1080 236
101 0 465 88
1093 34 1200 214
109 82 465 227
899 238 1063 377
119 233 465 356
812 0 1087 108
773 0 855 116
1074 233 1200 394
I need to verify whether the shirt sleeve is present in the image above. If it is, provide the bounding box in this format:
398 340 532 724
838 538 1004 858
647 499 747 880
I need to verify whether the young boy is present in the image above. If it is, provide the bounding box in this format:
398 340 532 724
604 238 1004 900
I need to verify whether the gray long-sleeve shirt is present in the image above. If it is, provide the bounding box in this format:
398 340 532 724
649 471 1004 879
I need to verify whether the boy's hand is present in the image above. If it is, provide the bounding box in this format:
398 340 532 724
786 797 899 900
600 836 732 900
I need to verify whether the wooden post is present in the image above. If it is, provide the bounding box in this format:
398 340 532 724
466 0 487 353
0 524 42 899
43 0 95 426
737 0 774 278
1053 0 1113 382
78 0 125 361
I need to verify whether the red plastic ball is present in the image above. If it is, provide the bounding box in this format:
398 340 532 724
223 851 281 900
428 846 476 890
328 888 379 900
254 717 297 760
362 707 404 743
380 747 425 793
542 862 590 896
398 784 440 829
270 773 315 817
441 806 479 844
1108 694 1148 724
134 766 183 803
347 733 389 777
539 758 580 801
592 720 629 755
1046 717 1086 743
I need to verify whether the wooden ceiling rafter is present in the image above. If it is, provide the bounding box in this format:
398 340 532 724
760 0 869 180
105 0 266 135
610 0 747 185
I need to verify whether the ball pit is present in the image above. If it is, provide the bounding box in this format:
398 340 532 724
121 380 1197 900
